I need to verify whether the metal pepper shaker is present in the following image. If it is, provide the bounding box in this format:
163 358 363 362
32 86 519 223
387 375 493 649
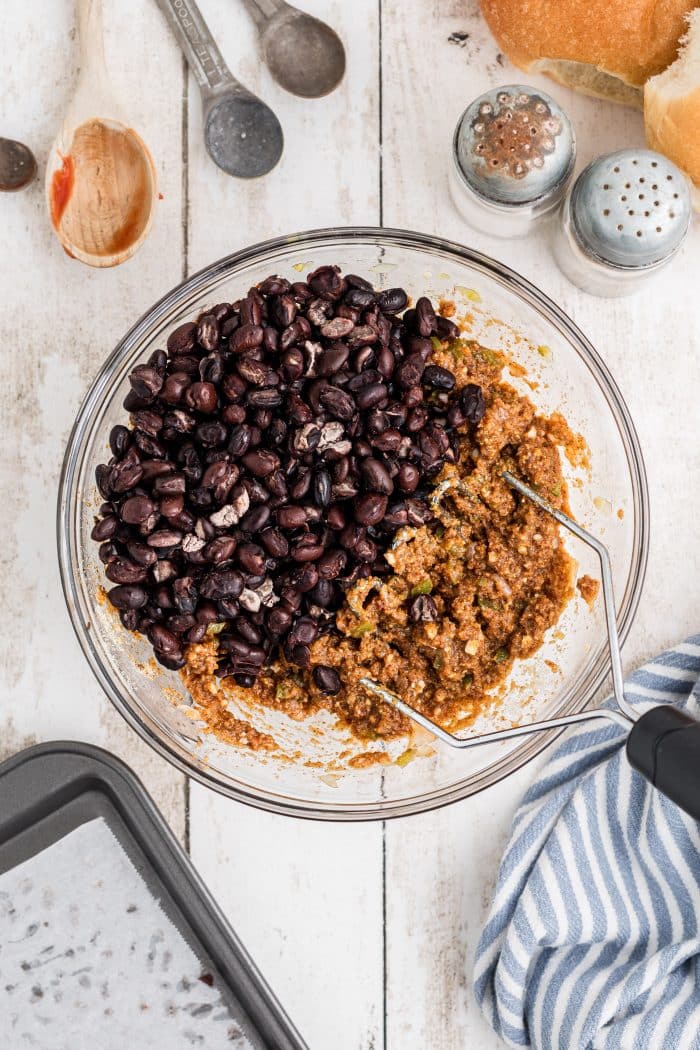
552 148 692 297
449 84 576 238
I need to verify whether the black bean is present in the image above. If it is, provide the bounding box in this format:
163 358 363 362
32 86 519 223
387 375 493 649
237 542 265 575
197 314 219 352
460 383 486 425
120 609 141 632
156 650 186 671
204 536 237 564
106 558 148 585
313 468 332 507
372 428 402 453
234 616 264 646
396 354 426 389
129 365 163 399
356 383 388 411
127 541 158 567
201 570 244 601
146 529 182 549
344 287 376 309
422 365 456 391
259 527 288 558
404 334 434 359
267 606 293 637
242 475 269 504
184 381 217 413
134 431 166 459
176 447 201 484
226 424 252 460
148 624 182 655
162 375 192 409
194 600 219 625
316 386 353 422
286 642 311 668
121 495 156 525
415 296 438 336
309 579 335 608
276 505 307 530
196 421 228 447
161 494 185 520
360 458 394 495
167 321 197 355
289 616 319 646
317 345 350 376
269 293 297 328
436 315 460 341
447 399 466 428
107 584 148 611
91 515 118 542
312 665 342 695
405 499 432 525
109 425 131 457
384 502 409 527
98 541 119 565
109 459 144 494
316 547 346 579
240 449 278 478
291 537 325 562
240 503 271 533
260 275 291 295
289 563 319 592
354 493 388 525
308 265 345 301
231 323 264 353
354 536 378 562
377 288 408 314
397 463 420 493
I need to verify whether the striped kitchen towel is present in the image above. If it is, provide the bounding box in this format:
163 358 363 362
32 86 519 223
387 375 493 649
473 635 700 1050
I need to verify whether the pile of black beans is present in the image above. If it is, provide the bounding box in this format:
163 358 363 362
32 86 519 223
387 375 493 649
91 267 486 691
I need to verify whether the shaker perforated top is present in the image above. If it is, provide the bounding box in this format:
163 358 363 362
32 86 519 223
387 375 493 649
569 149 691 268
455 85 575 207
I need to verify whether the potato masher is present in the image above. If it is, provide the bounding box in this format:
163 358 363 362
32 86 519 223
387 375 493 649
362 473 700 820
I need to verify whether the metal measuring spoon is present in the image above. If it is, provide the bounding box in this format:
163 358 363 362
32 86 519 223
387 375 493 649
241 0 346 98
157 0 283 178
0 137 37 192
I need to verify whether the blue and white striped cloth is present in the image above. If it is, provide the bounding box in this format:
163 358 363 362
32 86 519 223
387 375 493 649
474 635 700 1049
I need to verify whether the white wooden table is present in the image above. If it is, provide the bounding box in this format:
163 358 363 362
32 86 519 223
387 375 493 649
3 3 700 1047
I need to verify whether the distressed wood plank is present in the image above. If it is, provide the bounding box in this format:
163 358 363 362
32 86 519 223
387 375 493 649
183 3 383 1047
380 3 700 1048
0 0 187 839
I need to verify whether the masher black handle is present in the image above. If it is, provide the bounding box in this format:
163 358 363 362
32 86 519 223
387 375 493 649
626 706 700 820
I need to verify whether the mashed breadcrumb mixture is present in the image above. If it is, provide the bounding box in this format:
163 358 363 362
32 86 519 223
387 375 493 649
182 337 585 753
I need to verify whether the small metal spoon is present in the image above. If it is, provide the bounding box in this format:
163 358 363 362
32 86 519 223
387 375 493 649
241 0 346 98
0 137 37 192
157 0 283 178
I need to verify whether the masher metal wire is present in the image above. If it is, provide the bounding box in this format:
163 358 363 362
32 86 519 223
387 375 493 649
360 471 637 750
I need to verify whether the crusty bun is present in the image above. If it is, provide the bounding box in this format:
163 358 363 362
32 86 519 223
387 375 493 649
645 9 700 206
479 0 696 107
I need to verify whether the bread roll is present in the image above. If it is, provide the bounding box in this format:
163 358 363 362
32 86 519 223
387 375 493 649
645 9 700 206
479 0 695 106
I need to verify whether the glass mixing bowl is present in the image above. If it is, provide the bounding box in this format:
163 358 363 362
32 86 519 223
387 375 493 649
58 228 648 820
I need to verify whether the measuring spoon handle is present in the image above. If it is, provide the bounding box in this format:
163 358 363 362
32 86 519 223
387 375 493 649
156 0 238 97
240 0 290 29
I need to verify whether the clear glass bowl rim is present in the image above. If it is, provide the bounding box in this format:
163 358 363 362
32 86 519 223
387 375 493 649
57 226 649 821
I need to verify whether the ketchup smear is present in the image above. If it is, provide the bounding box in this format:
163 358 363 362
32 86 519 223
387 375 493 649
50 153 75 228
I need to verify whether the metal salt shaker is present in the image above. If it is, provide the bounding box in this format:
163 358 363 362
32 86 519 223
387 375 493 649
553 148 692 297
450 85 576 238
